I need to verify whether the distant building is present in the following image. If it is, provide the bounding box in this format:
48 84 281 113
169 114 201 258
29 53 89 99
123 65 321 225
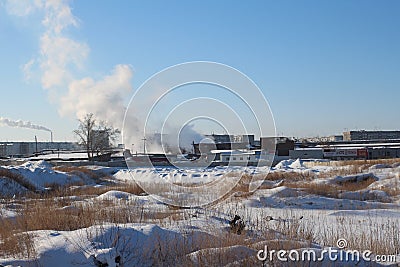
204 134 254 145
299 135 344 143
232 135 255 146
289 148 324 159
368 147 400 159
261 137 294 156
210 149 261 164
322 147 368 160
328 135 344 142
343 130 400 141
205 134 233 144
0 142 79 158
194 134 255 155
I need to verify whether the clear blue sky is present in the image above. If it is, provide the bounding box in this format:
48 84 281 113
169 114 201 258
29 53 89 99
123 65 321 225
0 0 399 142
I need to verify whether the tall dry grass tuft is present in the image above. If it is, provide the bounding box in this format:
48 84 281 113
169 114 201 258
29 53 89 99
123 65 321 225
67 182 145 197
266 171 315 181
318 215 400 256
305 158 400 168
53 166 112 183
0 183 148 259
0 217 36 259
285 176 377 198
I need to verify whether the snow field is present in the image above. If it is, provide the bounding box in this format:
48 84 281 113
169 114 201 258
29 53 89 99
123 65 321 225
0 159 399 266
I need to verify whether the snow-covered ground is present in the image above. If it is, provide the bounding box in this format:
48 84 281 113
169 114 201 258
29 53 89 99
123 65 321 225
0 159 399 266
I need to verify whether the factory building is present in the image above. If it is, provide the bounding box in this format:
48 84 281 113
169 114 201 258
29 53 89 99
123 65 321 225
0 142 79 158
261 137 294 156
204 134 255 146
343 130 400 141
322 148 368 160
367 147 400 159
210 149 261 164
289 148 324 159
289 142 400 161
193 134 255 154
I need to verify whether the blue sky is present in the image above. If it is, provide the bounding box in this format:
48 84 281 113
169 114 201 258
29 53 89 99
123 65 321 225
0 0 399 142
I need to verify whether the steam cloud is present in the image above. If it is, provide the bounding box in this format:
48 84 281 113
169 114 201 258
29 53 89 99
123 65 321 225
5 0 202 151
6 0 132 131
0 117 51 132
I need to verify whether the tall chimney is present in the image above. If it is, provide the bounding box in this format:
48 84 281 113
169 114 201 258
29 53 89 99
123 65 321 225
35 135 38 155
50 131 53 143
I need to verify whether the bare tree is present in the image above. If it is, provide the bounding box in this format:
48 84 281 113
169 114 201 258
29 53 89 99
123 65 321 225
74 113 119 160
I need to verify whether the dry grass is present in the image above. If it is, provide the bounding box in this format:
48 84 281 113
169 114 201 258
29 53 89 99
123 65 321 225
53 166 112 183
290 182 341 198
318 165 370 178
306 158 400 168
66 182 145 197
321 215 400 256
0 219 36 259
226 203 400 257
1 191 398 263
266 171 315 181
54 166 99 175
285 176 377 199
382 187 400 197
0 178 147 259
1 160 399 263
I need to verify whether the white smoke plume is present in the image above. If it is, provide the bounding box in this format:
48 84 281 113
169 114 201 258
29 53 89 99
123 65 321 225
5 0 202 152
157 124 205 154
0 117 51 132
59 64 133 125
6 0 132 128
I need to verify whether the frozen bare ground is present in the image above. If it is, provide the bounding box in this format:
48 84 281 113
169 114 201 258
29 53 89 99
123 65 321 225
0 159 399 266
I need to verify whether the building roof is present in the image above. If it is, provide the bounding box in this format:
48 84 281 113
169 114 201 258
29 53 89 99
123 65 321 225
210 149 259 155
317 142 400 148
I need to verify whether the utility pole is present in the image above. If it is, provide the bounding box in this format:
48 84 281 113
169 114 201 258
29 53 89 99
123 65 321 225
35 135 38 156
142 137 147 154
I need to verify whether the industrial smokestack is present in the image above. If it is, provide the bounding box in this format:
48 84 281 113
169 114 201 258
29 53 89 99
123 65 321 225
35 135 38 155
51 131 53 143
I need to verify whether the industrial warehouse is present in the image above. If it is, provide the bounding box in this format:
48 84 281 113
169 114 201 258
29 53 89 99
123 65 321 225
191 131 400 164
1 130 400 166
291 130 400 161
